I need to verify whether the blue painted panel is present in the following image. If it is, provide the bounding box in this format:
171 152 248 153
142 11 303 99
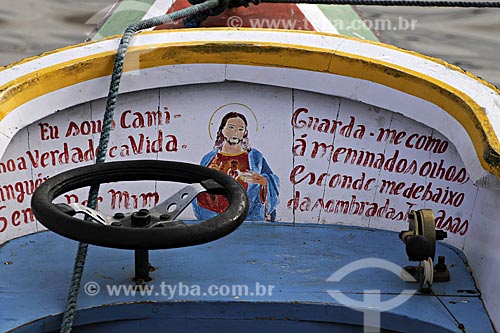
0 223 494 333
9 302 456 333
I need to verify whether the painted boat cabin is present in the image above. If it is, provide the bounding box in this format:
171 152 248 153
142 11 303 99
1 2 500 332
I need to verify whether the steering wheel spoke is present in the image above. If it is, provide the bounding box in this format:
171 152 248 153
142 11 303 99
149 182 208 223
56 203 119 226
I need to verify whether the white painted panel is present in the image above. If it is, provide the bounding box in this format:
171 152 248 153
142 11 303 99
283 93 477 249
421 129 477 250
288 90 341 224
466 187 500 326
0 61 493 190
0 81 484 248
25 102 98 231
227 65 491 188
91 89 162 216
0 29 499 330
332 100 394 229
156 82 292 221
1 75 498 330
0 128 36 244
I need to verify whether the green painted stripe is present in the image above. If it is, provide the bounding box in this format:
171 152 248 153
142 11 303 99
92 0 157 40
93 1 378 42
317 5 378 41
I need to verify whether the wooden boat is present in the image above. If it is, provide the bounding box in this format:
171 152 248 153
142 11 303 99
1 0 499 332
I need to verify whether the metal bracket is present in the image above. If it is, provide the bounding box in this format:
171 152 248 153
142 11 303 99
399 209 450 292
148 182 207 227
56 182 211 227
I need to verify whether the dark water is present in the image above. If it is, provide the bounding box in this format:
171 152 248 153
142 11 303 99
359 6 500 87
0 1 499 87
0 0 115 66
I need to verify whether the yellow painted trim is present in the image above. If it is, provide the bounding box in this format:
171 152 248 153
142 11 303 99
1 29 500 179
0 34 118 74
141 28 500 94
327 52 500 175
0 42 333 120
0 50 117 120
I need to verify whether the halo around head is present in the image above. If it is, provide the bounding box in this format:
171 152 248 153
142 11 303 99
208 103 258 140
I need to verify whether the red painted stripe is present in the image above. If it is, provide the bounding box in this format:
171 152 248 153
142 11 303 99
154 0 315 31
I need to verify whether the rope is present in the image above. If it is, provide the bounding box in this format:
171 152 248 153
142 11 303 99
185 0 500 26
59 0 500 330
59 1 221 332
260 0 500 7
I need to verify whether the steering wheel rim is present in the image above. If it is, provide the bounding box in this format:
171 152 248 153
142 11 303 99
31 160 249 250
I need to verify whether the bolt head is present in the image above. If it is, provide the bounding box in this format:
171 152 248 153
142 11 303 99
131 210 151 227
113 212 125 219
160 214 171 221
138 209 150 216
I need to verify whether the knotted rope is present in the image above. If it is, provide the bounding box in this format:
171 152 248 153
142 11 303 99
185 0 500 26
60 0 500 331
59 2 221 332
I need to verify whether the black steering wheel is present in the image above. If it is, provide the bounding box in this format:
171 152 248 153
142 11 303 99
31 160 249 250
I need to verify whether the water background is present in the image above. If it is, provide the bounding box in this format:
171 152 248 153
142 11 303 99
359 5 500 87
0 0 499 86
